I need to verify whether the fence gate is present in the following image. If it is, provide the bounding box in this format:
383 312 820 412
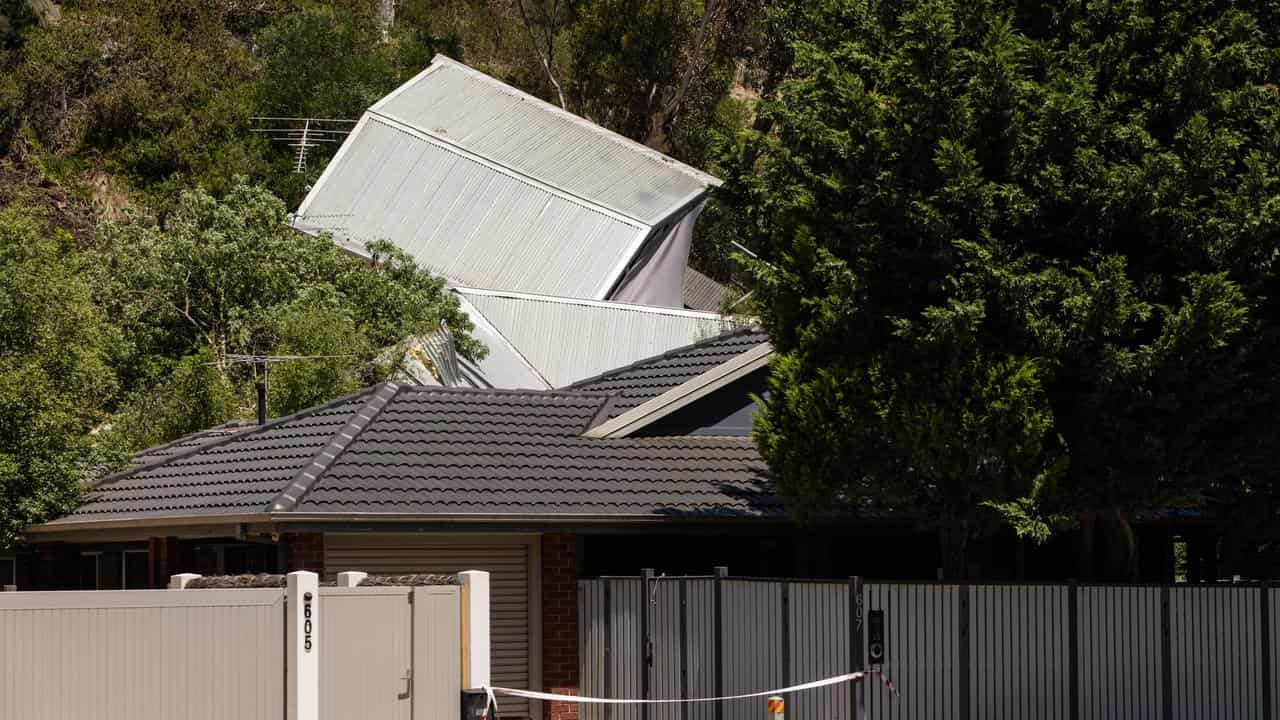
580 575 1280 720
320 584 462 720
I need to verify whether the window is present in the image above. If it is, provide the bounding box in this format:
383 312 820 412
79 552 101 590
0 556 14 589
122 550 149 589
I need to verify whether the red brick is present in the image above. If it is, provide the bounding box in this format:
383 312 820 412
542 534 578 720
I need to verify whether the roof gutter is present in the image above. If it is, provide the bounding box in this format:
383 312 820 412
25 510 793 542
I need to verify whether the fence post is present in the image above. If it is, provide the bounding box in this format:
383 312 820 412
713 566 728 720
1160 586 1172 720
1263 583 1272 720
958 584 970 720
603 579 613 720
849 577 863 719
286 570 319 720
641 568 654 720
1068 581 1079 720
679 579 689 720
167 572 201 589
336 571 366 588
459 570 491 690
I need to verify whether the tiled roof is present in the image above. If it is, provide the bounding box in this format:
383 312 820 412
568 327 769 419
50 378 778 526
69 390 382 520
130 421 256 463
683 267 730 312
296 388 774 516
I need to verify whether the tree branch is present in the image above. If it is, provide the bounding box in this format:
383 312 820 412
515 0 568 110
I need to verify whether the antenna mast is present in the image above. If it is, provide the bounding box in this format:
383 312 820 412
219 353 355 423
250 117 357 174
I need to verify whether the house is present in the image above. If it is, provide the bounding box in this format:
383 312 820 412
12 328 1200 719
292 55 720 309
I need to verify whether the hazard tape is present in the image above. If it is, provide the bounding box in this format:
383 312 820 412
481 671 896 718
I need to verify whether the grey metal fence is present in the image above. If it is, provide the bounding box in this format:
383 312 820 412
579 573 1280 720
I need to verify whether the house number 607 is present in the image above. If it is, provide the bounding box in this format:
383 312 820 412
303 591 314 653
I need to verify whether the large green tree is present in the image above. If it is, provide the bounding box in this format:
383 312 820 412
724 0 1280 577
0 208 122 545
93 180 482 450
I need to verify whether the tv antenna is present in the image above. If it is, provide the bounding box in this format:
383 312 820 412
250 117 357 174
217 353 355 424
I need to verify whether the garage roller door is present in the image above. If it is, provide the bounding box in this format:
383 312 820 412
325 534 536 719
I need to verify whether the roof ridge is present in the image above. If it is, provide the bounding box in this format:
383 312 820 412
565 325 766 390
454 285 740 320
269 382 403 512
366 110 649 229
91 385 385 490
425 55 721 188
397 384 614 400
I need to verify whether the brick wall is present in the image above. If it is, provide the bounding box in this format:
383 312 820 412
284 532 325 573
542 534 579 720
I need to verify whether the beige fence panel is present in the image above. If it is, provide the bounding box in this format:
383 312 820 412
414 585 463 720
0 588 285 720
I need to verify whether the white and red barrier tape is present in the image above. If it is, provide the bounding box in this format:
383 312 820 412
481 672 896 718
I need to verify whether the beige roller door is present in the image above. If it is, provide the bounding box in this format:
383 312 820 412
325 533 540 719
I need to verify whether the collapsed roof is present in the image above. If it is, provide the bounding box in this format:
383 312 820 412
398 288 749 389
293 55 720 307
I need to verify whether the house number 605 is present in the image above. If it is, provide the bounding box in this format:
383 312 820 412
303 591 314 653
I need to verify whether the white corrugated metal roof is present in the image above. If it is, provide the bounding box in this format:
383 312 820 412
374 56 719 225
294 114 648 298
454 287 748 388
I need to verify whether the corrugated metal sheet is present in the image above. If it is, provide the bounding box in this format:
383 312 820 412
721 581 785 719
788 581 851 720
581 578 1280 719
457 288 747 387
294 114 646 299
865 582 962 720
1169 587 1264 720
374 57 717 226
1077 586 1162 720
968 585 1070 720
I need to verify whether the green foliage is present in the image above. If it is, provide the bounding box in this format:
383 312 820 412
570 0 757 161
9 0 264 196
91 179 480 446
0 207 123 546
724 0 1280 576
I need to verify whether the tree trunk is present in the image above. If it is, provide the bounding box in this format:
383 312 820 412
939 509 970 580
1077 511 1096 579
1098 508 1137 579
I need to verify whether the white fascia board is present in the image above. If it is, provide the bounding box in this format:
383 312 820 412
584 342 774 438
426 55 722 189
294 113 373 221
452 286 739 321
368 61 447 114
595 224 658 301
